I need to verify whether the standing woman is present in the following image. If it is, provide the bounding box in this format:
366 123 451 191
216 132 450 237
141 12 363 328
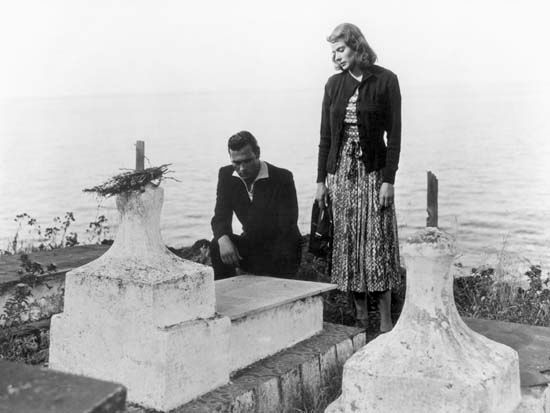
315 23 401 333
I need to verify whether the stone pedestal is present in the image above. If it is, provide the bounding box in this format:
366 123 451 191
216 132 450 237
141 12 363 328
327 228 521 413
49 185 231 411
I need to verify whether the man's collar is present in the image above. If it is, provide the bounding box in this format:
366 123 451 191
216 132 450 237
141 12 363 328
232 160 269 182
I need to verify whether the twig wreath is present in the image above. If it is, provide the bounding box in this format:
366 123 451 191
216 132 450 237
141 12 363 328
83 164 178 197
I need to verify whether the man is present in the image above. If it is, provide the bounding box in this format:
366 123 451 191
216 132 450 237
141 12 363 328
210 131 301 279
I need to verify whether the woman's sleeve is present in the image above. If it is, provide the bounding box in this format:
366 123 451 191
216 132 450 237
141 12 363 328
382 73 402 185
317 82 331 183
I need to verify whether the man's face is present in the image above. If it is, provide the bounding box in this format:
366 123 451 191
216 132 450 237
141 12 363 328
230 144 261 182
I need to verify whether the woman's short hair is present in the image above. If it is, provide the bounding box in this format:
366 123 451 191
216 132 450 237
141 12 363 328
327 23 377 70
228 130 260 156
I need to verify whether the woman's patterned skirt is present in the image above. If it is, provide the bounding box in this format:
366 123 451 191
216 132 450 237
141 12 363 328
327 124 401 293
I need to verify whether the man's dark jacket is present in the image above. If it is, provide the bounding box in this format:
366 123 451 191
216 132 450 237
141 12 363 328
211 162 301 275
317 64 402 184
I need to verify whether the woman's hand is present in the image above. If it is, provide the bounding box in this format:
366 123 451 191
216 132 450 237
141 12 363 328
379 182 394 208
315 182 329 209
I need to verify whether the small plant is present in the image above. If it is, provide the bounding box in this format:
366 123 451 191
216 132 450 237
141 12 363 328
0 283 32 328
4 213 42 254
18 254 45 275
65 232 79 247
83 164 177 197
0 327 50 365
42 212 76 249
86 214 111 244
454 265 550 326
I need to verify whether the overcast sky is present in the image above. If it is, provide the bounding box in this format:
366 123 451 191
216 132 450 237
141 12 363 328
0 0 548 99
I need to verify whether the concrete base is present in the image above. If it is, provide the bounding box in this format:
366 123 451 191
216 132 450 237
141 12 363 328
50 312 230 411
328 318 550 413
327 386 550 413
216 275 336 372
49 245 231 411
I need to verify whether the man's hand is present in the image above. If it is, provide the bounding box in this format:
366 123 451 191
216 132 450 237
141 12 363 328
379 182 394 208
218 235 242 267
315 182 329 209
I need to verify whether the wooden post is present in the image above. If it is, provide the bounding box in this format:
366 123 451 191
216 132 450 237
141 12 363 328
136 140 145 171
427 171 438 227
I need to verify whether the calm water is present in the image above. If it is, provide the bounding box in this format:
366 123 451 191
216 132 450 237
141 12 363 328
1 85 549 267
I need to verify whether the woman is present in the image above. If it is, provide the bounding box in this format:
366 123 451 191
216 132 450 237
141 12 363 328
315 23 401 333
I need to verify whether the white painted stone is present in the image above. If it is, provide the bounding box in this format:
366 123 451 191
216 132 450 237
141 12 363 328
62 186 216 323
514 386 550 412
225 294 323 372
50 312 230 410
49 185 231 411
327 228 521 413
216 275 334 372
216 275 336 319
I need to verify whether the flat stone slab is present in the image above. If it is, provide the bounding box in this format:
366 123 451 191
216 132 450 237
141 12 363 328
216 275 337 319
465 318 550 387
0 360 126 413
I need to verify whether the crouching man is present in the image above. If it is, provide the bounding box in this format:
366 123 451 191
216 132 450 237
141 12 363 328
210 131 302 279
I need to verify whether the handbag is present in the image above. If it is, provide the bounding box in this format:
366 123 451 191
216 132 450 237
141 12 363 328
308 200 333 258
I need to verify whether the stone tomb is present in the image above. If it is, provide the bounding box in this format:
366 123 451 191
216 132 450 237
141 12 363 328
49 185 335 411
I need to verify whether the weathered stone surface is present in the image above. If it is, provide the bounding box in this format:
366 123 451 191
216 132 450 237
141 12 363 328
215 275 337 373
351 332 365 351
225 294 324 372
61 187 216 324
335 338 353 368
280 367 303 412
255 377 281 413
171 323 363 413
327 228 521 413
51 311 231 410
49 186 231 411
232 389 256 413
319 346 338 390
514 386 550 412
216 275 336 319
300 357 321 407
0 359 126 413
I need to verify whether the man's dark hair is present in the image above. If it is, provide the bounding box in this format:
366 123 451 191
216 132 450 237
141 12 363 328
228 130 260 156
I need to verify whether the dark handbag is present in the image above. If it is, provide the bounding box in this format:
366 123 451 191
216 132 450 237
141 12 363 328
308 200 333 258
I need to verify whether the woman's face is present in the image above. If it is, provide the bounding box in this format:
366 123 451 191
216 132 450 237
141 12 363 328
331 41 357 72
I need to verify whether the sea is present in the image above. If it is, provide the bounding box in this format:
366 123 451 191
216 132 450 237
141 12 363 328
1 84 549 268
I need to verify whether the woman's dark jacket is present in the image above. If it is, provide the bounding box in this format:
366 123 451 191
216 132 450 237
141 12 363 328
317 65 402 184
